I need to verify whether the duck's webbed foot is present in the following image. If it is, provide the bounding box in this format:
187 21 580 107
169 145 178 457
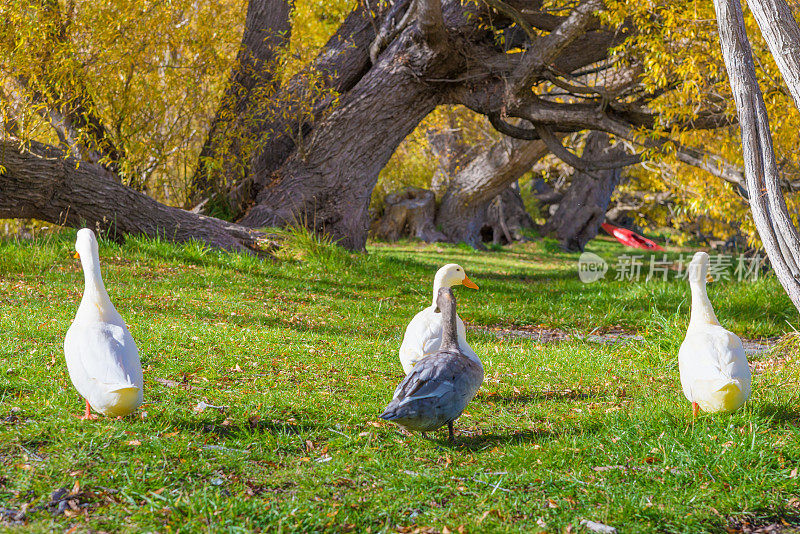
76 399 98 420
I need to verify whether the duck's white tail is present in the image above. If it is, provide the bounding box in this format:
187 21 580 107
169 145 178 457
697 381 747 414
101 386 142 417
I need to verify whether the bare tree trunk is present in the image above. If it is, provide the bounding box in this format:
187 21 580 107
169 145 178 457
238 29 445 250
485 181 534 244
742 0 800 269
0 140 269 253
543 131 625 251
374 187 446 242
190 0 292 208
435 136 550 247
712 0 800 310
192 2 382 216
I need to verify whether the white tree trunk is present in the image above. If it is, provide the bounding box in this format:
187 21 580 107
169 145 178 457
712 0 800 310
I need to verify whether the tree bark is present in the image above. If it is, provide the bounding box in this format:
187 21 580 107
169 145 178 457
712 0 800 310
742 0 800 266
435 136 550 247
239 26 447 250
0 140 269 253
190 0 292 208
543 131 626 251
485 181 534 244
375 187 446 242
189 2 386 218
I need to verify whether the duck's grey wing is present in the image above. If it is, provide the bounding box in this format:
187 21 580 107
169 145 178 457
390 352 460 400
381 353 477 425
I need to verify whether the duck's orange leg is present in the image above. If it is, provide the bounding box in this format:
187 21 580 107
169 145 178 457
692 402 699 418
78 399 98 420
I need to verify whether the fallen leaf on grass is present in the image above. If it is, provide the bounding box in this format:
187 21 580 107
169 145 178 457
580 519 618 533
0 507 26 525
193 401 228 413
125 440 141 446
156 378 198 391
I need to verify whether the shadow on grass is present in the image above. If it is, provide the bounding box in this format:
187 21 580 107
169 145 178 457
484 389 600 405
441 429 555 450
425 418 605 451
753 401 800 426
169 416 319 438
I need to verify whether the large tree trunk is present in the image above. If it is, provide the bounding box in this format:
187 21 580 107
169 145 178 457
427 115 478 197
374 187 446 242
542 131 625 251
249 3 382 182
190 0 292 208
484 182 534 244
192 2 382 216
713 0 800 311
239 27 448 250
238 0 615 250
435 136 550 247
0 140 269 253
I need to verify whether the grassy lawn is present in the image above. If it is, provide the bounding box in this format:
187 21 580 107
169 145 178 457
1 231 799 532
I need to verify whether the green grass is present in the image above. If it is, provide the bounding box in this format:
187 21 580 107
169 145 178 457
1 231 799 532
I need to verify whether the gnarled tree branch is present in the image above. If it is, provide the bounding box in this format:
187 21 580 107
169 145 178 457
0 139 271 253
508 0 604 95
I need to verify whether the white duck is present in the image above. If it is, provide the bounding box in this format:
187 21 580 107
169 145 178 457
399 264 480 374
64 229 143 419
678 251 751 416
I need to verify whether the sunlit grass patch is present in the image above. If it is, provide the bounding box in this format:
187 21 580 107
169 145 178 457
0 232 798 532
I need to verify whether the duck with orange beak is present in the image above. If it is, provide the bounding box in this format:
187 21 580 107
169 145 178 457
64 229 143 420
398 264 481 374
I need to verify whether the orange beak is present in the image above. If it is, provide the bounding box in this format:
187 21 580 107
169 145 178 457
706 274 714 283
462 274 478 290
73 252 80 259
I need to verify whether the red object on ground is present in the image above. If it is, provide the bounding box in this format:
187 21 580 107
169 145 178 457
601 223 664 251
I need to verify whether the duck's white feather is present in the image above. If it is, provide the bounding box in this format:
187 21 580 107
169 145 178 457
399 306 479 374
678 252 751 414
679 325 751 413
64 229 143 417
